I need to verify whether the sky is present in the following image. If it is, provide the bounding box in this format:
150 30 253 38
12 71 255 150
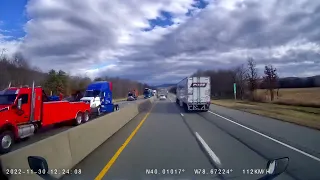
0 0 320 85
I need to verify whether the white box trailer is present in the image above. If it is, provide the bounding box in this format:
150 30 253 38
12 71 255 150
176 76 211 111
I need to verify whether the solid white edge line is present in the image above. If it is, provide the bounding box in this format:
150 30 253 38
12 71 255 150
195 132 222 167
208 111 320 162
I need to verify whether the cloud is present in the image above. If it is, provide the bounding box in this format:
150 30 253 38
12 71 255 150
0 33 21 58
10 0 320 84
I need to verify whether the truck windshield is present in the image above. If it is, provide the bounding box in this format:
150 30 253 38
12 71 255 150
84 90 101 97
0 94 17 105
128 93 133 97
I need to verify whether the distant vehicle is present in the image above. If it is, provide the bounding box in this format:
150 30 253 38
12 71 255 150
157 88 168 98
47 95 60 101
128 89 138 100
143 88 152 99
27 156 290 180
0 82 91 153
127 92 135 101
152 90 157 96
159 94 166 100
176 76 211 112
80 81 119 116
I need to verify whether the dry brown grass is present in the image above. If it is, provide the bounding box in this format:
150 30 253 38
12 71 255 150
256 87 320 108
211 99 320 130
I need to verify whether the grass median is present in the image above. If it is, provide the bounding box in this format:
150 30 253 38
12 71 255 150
211 99 320 130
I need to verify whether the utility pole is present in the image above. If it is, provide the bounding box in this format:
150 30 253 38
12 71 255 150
233 83 237 100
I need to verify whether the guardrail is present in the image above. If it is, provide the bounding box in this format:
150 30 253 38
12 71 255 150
0 97 155 180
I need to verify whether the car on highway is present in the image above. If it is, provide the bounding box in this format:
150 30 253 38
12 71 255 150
159 94 166 100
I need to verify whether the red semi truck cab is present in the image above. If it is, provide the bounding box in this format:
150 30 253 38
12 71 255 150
0 83 91 153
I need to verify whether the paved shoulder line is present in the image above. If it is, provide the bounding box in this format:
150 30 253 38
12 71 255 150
94 103 156 180
195 132 222 168
208 111 320 162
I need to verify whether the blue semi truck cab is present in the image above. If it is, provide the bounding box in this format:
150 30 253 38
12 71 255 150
80 81 119 116
143 88 152 99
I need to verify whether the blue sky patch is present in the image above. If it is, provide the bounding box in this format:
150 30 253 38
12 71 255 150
0 0 28 40
143 0 209 31
187 0 209 16
143 11 174 31
193 0 209 9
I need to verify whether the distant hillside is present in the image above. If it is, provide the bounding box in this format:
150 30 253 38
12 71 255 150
0 55 149 98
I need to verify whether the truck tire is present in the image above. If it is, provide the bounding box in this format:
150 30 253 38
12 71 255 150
74 113 83 126
0 131 14 154
82 111 90 123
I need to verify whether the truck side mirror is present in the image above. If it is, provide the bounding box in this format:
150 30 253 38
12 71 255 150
28 156 48 173
28 156 58 180
17 98 22 109
258 157 289 180
266 157 289 176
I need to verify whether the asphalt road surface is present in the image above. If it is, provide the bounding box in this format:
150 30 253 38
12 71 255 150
9 98 144 152
61 95 320 180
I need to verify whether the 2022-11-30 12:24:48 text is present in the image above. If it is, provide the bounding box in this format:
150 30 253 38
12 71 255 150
5 168 82 175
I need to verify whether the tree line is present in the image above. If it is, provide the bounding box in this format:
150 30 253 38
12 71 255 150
170 57 320 102
0 51 149 99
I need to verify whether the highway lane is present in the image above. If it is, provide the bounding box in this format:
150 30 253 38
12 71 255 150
169 93 320 156
62 96 320 180
8 98 144 153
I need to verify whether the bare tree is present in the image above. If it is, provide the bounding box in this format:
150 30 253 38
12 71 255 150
0 48 6 59
246 57 259 100
233 64 246 100
263 65 278 101
12 52 29 69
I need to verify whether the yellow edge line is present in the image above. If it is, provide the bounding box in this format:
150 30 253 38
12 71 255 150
94 103 156 180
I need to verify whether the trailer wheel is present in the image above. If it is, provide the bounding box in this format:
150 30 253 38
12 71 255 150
82 111 90 123
0 131 14 154
74 113 83 126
